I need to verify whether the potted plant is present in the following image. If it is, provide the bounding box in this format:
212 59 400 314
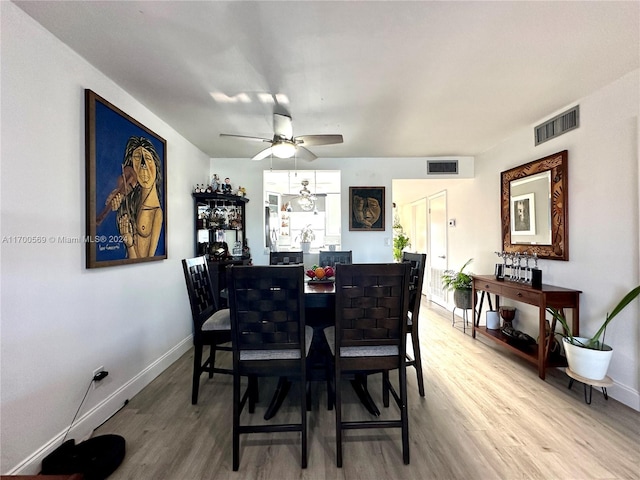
442 258 474 309
296 224 315 253
547 285 640 381
393 232 411 262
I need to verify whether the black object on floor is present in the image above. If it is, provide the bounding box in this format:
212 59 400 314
41 434 125 480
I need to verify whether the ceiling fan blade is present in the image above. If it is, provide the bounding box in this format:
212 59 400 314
220 133 271 142
294 134 343 146
251 146 274 161
273 114 293 139
296 146 317 161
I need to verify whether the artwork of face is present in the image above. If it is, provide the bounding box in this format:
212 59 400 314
131 146 156 189
349 186 385 231
352 194 382 228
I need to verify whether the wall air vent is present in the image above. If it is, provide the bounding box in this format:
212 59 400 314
427 160 458 175
535 105 579 146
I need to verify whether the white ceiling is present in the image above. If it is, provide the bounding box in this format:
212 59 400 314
14 1 639 165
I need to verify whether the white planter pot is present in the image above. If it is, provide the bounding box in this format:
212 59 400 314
300 242 311 253
563 336 613 381
486 310 500 329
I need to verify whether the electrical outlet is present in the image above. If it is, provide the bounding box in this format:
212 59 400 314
91 367 104 388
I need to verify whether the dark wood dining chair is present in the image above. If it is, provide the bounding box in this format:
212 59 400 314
182 256 232 405
318 250 352 267
269 251 304 265
402 252 427 396
226 265 311 471
266 250 305 418
323 262 411 467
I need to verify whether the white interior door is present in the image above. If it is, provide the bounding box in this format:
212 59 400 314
411 199 427 254
428 191 448 307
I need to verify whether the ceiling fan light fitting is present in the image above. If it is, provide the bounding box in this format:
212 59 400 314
271 141 297 158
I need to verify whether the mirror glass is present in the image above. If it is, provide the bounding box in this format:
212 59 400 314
264 170 341 252
501 150 568 260
509 171 551 244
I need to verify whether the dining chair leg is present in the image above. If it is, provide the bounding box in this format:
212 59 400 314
300 379 308 468
325 361 334 411
232 372 241 471
208 345 216 378
248 375 258 414
411 331 425 397
335 375 343 468
400 367 410 465
192 344 203 405
382 371 390 408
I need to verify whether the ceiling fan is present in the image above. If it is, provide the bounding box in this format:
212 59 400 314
220 113 343 161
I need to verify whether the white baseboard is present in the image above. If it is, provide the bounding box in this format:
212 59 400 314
8 336 193 475
608 380 640 411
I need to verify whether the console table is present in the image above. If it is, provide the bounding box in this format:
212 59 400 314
472 275 581 379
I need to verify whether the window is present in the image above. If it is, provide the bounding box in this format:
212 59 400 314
264 170 341 251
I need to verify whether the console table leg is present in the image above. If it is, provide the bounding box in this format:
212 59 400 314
538 307 546 380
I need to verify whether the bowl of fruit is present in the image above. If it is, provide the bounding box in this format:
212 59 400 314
306 265 335 283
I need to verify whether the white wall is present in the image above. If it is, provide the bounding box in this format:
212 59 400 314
214 66 640 413
210 157 465 265
393 71 640 410
1 4 209 473
479 71 639 409
2 2 638 474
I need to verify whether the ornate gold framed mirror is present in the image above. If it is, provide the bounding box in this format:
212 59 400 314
501 150 568 260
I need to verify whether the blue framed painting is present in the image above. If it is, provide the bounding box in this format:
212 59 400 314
85 89 167 268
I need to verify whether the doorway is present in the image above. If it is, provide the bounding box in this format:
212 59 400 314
428 191 448 307
410 199 427 254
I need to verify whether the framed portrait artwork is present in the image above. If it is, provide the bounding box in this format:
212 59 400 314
510 193 536 236
349 186 385 231
85 89 167 268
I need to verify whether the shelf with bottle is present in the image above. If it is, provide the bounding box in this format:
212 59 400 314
192 191 250 263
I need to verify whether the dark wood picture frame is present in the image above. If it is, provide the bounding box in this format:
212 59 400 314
501 150 568 260
85 89 167 268
349 186 385 231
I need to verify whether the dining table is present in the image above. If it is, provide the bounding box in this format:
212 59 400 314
262 279 382 420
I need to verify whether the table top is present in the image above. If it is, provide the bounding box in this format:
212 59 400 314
304 280 335 295
472 274 582 294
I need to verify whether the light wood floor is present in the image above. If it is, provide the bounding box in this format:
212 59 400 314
95 300 640 479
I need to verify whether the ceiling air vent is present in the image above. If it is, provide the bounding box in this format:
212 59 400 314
535 105 579 146
427 160 458 175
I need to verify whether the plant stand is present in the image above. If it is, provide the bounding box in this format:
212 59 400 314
452 306 473 333
452 289 474 334
565 368 613 405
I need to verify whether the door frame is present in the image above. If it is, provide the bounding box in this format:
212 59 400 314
428 190 448 307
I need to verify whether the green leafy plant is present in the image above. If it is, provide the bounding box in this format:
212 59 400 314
393 232 411 262
296 224 315 243
547 285 640 350
441 258 473 291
